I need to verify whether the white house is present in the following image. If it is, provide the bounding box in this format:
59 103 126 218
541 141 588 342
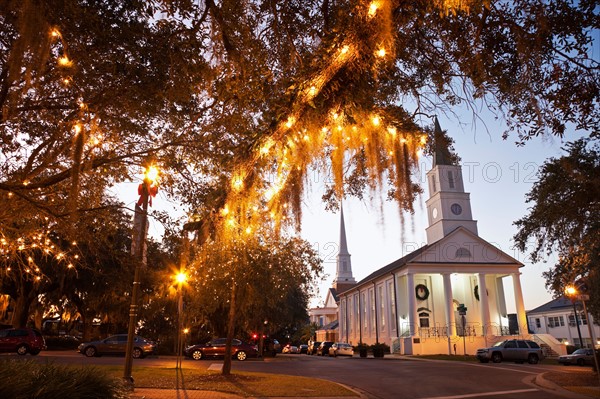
527 296 600 349
336 119 563 355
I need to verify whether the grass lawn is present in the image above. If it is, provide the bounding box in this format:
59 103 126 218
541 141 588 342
97 366 358 397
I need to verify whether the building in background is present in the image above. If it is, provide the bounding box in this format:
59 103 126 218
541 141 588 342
527 296 600 349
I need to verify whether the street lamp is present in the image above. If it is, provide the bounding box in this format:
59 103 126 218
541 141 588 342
123 163 159 384
175 271 187 369
565 285 600 386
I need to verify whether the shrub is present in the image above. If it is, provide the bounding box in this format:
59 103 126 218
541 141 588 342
0 359 129 399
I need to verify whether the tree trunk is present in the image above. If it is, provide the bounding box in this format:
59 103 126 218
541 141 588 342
222 282 237 376
12 291 34 328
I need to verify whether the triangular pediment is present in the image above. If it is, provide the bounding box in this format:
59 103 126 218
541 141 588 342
324 288 338 308
407 227 522 266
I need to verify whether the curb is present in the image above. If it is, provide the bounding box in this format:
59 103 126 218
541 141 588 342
531 372 596 399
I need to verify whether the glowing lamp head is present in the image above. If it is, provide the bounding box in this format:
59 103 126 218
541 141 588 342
144 165 159 184
176 272 187 284
565 286 577 296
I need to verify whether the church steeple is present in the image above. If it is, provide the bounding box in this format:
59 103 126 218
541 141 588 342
425 118 478 244
333 205 356 292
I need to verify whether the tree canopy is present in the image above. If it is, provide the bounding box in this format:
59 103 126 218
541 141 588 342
1 0 598 331
513 137 600 315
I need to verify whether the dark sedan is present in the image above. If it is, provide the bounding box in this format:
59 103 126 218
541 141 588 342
184 338 258 361
77 334 156 358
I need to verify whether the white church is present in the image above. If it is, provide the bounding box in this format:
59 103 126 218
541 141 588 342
313 121 566 356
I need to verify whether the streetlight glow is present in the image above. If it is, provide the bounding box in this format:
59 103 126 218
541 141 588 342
144 165 159 184
565 286 577 296
176 272 187 284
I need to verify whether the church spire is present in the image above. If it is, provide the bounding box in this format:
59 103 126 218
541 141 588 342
339 205 349 256
433 116 454 166
333 203 356 292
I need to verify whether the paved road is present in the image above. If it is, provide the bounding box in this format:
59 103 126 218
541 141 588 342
9 351 588 399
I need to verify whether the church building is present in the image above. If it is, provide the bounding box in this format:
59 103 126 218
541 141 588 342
335 120 542 355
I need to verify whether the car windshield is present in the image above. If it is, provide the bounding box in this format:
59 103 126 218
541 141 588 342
572 349 587 355
493 341 506 347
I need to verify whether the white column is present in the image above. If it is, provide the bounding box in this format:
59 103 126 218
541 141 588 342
477 273 491 336
407 273 418 336
512 272 528 336
442 273 456 355
442 273 456 336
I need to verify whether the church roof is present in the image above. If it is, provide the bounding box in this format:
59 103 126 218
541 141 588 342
329 287 339 302
319 320 339 331
349 244 431 289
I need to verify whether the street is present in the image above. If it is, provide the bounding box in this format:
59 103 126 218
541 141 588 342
6 350 590 398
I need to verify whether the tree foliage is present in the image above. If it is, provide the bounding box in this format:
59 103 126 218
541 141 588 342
513 138 600 316
186 232 322 374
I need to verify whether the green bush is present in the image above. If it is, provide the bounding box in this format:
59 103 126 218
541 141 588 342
370 342 389 357
0 360 128 399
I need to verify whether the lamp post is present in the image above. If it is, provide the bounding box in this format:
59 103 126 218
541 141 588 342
123 164 158 384
566 285 600 386
175 271 187 369
565 287 585 349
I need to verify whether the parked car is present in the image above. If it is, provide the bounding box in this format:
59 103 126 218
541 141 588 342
558 348 597 366
307 341 321 355
185 338 258 361
476 339 544 364
316 341 334 356
0 327 46 355
282 344 299 354
77 334 156 358
299 344 308 354
329 342 354 357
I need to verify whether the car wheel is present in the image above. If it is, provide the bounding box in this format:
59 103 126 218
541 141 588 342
577 358 585 366
84 346 97 357
192 350 203 360
236 351 247 361
132 347 143 359
527 354 539 364
491 352 502 363
16 344 28 355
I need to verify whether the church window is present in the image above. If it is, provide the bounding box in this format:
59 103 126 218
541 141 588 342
535 318 541 328
379 286 385 330
389 281 396 332
455 248 471 258
430 175 437 193
370 289 376 333
419 312 430 328
362 293 367 329
448 170 455 188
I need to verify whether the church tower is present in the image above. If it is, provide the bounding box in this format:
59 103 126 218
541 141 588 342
425 118 478 244
332 206 356 293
